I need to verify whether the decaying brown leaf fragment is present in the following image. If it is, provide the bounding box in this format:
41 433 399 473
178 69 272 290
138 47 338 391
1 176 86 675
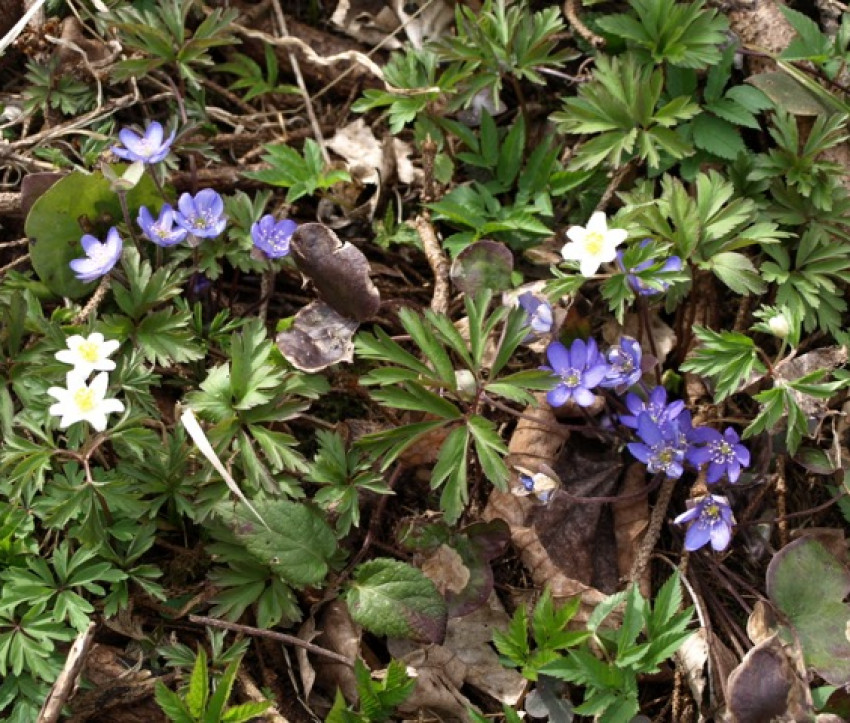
290 223 381 322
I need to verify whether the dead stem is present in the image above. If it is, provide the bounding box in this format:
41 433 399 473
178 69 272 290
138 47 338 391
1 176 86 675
188 615 353 666
415 214 450 315
563 0 605 48
270 0 329 166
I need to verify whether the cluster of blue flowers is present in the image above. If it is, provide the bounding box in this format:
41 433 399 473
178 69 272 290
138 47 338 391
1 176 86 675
69 122 297 283
517 295 748 553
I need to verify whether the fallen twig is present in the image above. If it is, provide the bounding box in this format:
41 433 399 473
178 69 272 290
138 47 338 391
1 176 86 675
188 614 354 666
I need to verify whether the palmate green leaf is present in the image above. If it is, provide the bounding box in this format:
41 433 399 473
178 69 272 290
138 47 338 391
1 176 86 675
680 326 764 401
346 558 447 643
134 308 205 366
597 0 727 68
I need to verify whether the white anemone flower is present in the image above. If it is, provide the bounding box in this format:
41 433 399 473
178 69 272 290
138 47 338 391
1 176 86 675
55 333 120 379
561 211 629 277
48 372 125 432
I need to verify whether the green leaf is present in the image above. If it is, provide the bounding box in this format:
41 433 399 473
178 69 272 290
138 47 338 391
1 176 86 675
186 647 209 718
25 168 160 298
219 500 337 587
155 681 194 723
767 537 850 686
680 326 765 401
709 251 766 294
345 558 447 643
691 113 745 159
430 425 470 524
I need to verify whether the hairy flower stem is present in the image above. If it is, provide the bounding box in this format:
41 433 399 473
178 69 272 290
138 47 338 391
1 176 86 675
116 190 141 252
636 295 662 386
73 275 111 325
629 473 675 584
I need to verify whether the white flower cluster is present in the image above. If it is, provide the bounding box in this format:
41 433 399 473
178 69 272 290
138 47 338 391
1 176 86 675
48 333 125 432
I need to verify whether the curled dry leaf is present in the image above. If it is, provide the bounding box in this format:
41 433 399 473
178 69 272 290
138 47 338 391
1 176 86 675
275 301 359 373
442 594 526 706
483 396 612 623
307 600 361 705
290 223 381 322
726 634 814 723
387 642 478 721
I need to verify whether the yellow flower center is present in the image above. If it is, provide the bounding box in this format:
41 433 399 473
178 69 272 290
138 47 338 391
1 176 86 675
704 503 720 520
584 231 605 256
78 341 100 363
73 388 96 413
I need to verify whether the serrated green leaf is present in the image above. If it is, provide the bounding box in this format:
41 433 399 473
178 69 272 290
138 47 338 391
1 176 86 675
346 559 447 643
219 500 337 587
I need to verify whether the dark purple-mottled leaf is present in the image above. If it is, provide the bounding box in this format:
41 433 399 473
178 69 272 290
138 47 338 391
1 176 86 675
21 172 63 218
275 300 359 372
450 240 514 295
446 520 510 617
345 558 447 644
289 222 380 321
767 537 850 686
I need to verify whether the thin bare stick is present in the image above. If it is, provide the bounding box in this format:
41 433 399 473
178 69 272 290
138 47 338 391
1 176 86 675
0 253 30 276
38 621 97 723
188 614 353 666
270 0 329 165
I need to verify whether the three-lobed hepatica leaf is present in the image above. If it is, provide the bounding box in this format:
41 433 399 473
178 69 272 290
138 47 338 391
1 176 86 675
218 500 337 587
24 168 160 299
345 558 448 644
767 536 850 686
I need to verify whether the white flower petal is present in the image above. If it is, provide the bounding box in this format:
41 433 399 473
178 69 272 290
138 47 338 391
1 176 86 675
586 211 609 233
565 226 588 244
561 242 583 261
579 257 602 277
606 228 628 246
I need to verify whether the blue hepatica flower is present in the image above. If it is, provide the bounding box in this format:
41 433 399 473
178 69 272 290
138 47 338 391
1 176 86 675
112 121 175 164
675 494 735 552
138 204 189 247
617 240 683 296
251 215 296 259
518 292 554 335
541 338 608 408
175 189 227 239
627 411 696 479
620 385 685 429
688 427 751 484
600 336 642 389
70 227 123 282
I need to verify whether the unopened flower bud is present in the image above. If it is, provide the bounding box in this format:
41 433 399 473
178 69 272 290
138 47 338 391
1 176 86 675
455 369 477 400
768 312 790 339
